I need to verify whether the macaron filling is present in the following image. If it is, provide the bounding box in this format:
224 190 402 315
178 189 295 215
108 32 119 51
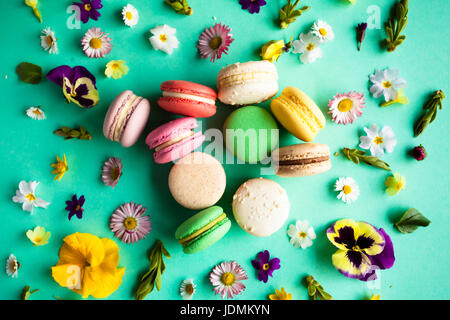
218 72 277 88
112 93 141 141
178 213 228 247
279 155 329 166
154 130 195 152
162 91 216 105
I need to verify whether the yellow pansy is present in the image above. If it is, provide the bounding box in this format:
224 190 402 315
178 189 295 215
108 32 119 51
26 226 51 246
51 232 125 299
260 40 285 63
51 154 68 181
268 287 292 300
385 172 406 196
105 60 129 79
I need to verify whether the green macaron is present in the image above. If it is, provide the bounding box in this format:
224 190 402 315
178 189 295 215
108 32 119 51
175 206 231 254
223 106 279 163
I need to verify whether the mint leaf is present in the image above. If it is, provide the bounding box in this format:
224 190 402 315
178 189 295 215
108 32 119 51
394 208 431 234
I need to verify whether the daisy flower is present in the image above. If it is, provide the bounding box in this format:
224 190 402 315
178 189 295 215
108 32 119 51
149 25 179 55
72 0 102 23
311 20 334 43
12 181 50 213
369 68 406 102
334 177 360 203
268 287 292 300
81 27 112 58
101 157 123 188
239 0 267 14
328 92 365 124
40 27 58 54
209 261 248 299
6 254 20 278
385 172 406 196
251 250 280 283
292 32 322 64
65 194 85 220
179 278 196 300
122 4 139 27
359 124 397 158
51 154 68 181
197 23 234 62
105 60 129 79
26 226 51 246
287 220 316 249
26 106 46 120
110 201 151 244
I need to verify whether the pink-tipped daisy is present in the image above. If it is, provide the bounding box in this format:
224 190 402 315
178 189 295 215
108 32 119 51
209 261 247 299
197 23 234 62
328 91 365 124
110 201 151 244
101 157 122 188
81 27 112 58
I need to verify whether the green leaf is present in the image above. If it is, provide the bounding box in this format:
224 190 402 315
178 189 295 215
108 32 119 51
394 208 431 234
16 62 43 84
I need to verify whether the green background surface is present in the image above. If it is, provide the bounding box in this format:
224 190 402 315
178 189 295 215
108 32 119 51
1 0 449 300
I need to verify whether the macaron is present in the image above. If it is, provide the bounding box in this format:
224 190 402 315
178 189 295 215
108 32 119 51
232 178 290 237
217 61 279 105
175 206 231 254
168 152 226 210
223 106 279 163
145 117 205 164
270 86 326 142
158 80 217 118
272 143 331 177
103 90 151 147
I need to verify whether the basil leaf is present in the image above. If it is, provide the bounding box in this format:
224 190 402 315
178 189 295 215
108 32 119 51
394 208 431 234
16 62 43 84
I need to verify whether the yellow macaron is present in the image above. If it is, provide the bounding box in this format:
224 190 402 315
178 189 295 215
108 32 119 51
270 87 325 142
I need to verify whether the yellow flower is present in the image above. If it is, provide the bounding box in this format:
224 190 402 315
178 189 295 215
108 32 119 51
380 89 409 107
385 172 406 196
348 0 357 3
51 232 125 299
260 40 285 63
370 294 381 300
51 154 68 181
105 60 129 79
26 226 51 246
25 0 42 23
268 287 292 300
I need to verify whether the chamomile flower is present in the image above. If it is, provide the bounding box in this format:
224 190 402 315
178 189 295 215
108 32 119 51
12 181 50 213
81 27 112 58
359 124 397 158
149 24 179 55
328 92 365 124
6 254 20 278
40 27 58 54
122 4 139 27
26 106 46 120
311 20 334 43
179 278 196 300
26 226 51 246
369 68 406 102
292 32 322 64
287 220 316 249
335 177 360 203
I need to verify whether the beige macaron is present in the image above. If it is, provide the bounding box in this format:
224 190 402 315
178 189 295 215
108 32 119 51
232 178 290 237
168 152 226 210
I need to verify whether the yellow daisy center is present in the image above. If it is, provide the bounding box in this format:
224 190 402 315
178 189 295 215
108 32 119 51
209 36 223 50
221 272 235 286
123 217 137 231
319 28 327 36
126 11 133 20
337 99 353 112
160 34 167 42
10 261 18 272
25 193 36 202
110 167 120 180
46 35 54 46
383 81 392 88
263 263 270 271
89 38 103 49
373 136 384 145
33 109 42 115
343 185 352 195
85 4 91 11
185 283 194 295
298 231 307 238
306 43 314 51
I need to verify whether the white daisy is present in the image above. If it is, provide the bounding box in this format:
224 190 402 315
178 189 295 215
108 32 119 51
40 27 58 54
122 4 139 27
287 220 316 249
335 177 360 203
179 278 196 300
328 92 365 125
12 181 50 213
81 27 112 58
311 20 334 43
369 68 406 102
292 32 322 64
359 124 397 158
149 24 179 55
6 254 20 278
26 106 46 120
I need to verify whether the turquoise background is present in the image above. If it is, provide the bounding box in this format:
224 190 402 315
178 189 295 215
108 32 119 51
1 0 449 300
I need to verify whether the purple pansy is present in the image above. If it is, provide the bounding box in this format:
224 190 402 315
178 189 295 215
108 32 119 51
47 65 99 109
65 194 85 220
73 0 103 23
239 0 267 14
251 250 280 283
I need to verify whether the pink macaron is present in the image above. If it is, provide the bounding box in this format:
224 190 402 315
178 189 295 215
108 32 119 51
158 80 217 118
103 90 151 147
145 117 205 164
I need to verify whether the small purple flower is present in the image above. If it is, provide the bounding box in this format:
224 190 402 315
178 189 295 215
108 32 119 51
65 194 85 220
356 22 368 51
412 145 426 161
239 0 267 14
73 0 103 24
251 250 280 283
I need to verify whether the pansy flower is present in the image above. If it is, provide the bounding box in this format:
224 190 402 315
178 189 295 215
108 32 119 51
359 124 397 158
72 0 102 23
239 0 266 14
47 65 99 109
327 219 395 281
65 194 85 220
209 261 247 299
197 23 234 62
251 250 280 283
